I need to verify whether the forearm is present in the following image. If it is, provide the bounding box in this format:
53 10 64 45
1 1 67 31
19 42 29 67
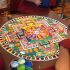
55 46 70 70
27 0 41 5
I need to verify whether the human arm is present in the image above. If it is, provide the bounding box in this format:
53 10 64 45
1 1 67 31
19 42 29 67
26 0 41 6
55 46 70 70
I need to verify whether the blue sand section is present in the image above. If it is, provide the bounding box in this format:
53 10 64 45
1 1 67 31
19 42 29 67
25 61 33 67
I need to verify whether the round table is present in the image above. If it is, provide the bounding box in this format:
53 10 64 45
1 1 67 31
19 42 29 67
0 16 67 61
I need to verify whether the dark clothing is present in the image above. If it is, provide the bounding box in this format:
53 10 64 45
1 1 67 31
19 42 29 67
59 38 70 53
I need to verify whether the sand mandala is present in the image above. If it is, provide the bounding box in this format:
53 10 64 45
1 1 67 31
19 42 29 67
0 16 67 61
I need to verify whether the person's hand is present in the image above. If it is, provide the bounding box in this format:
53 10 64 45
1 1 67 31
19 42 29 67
27 0 41 6
55 46 70 70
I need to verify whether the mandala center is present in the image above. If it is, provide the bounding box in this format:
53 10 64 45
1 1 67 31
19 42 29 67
34 31 39 34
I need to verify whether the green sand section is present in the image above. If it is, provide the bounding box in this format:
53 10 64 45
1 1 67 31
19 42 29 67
17 64 25 70
25 66 33 70
2 26 8 32
59 33 68 38
13 46 20 52
46 36 52 40
29 39 38 43
40 40 48 45
54 43 59 50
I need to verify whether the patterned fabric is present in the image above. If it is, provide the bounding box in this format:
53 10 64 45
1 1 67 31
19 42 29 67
0 0 7 9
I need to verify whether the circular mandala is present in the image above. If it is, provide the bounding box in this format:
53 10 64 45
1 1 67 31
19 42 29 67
0 16 67 61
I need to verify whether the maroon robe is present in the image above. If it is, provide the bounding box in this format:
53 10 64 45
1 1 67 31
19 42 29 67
0 54 5 70
10 0 49 15
59 38 70 52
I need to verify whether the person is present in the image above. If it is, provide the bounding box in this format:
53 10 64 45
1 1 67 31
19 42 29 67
27 0 41 6
55 24 70 70
27 0 56 7
10 0 50 15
